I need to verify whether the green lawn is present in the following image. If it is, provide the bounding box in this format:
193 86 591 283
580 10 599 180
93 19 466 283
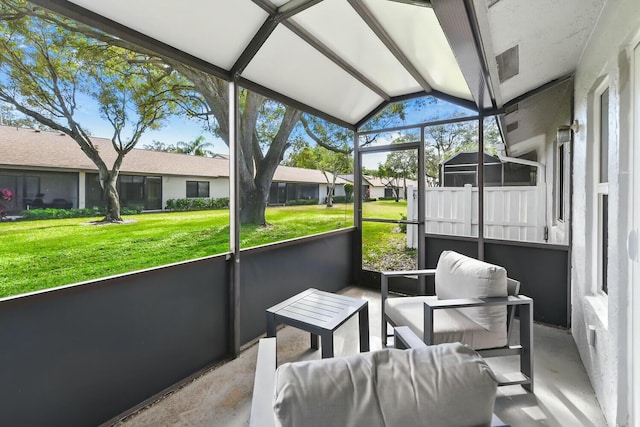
0 201 410 298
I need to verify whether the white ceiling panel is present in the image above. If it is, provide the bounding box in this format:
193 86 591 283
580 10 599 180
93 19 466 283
363 0 472 101
69 0 268 70
243 25 384 124
486 0 604 102
291 0 421 97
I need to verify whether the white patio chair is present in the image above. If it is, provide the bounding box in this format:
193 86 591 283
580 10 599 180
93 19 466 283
381 250 534 391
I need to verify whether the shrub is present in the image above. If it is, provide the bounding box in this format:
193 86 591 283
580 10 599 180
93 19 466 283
164 197 230 211
363 197 377 202
343 183 354 201
120 206 143 215
399 214 407 233
285 199 318 206
21 206 142 220
331 196 353 203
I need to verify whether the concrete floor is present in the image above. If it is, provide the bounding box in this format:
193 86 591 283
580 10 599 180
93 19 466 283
115 287 606 427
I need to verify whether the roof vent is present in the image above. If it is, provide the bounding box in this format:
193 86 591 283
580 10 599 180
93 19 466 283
506 121 519 133
496 45 519 83
504 103 518 115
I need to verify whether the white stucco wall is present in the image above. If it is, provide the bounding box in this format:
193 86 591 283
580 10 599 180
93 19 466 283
162 176 229 209
572 1 639 424
369 186 386 199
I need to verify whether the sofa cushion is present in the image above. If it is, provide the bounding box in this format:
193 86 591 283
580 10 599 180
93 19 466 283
435 251 507 339
386 296 507 349
273 342 497 427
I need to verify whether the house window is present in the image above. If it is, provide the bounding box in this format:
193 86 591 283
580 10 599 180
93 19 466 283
595 84 609 294
186 181 209 198
557 143 566 222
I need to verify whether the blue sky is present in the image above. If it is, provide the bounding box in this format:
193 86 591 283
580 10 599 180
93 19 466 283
13 93 476 170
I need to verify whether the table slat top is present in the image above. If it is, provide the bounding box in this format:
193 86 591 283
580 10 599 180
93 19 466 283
267 289 367 331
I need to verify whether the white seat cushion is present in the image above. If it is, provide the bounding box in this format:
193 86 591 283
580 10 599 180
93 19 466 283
386 296 507 349
273 342 497 427
435 251 507 342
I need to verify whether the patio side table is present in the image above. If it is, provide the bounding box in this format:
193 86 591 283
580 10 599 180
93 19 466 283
266 288 370 359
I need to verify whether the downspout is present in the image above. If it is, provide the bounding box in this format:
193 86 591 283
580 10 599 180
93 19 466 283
495 144 549 242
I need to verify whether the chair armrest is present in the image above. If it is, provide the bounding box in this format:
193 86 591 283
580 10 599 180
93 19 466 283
381 270 436 310
424 295 532 310
381 269 437 278
249 338 277 427
394 326 428 350
422 296 533 346
381 269 436 348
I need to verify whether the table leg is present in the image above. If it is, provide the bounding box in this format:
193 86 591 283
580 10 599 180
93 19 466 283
520 301 534 392
359 304 370 353
320 333 334 358
266 312 276 338
310 333 319 349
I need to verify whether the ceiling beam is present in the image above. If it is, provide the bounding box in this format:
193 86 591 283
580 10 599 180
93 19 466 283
386 0 432 7
238 77 356 130
431 0 495 111
278 0 324 20
347 0 433 94
235 0 325 79
27 0 230 80
251 0 324 21
250 0 278 14
230 16 279 77
283 20 390 101
253 0 391 100
355 90 477 130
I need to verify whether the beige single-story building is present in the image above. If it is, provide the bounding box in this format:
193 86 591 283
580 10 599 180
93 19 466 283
339 174 416 200
0 126 345 213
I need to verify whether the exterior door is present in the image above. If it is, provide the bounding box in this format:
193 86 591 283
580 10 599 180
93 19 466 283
144 177 162 210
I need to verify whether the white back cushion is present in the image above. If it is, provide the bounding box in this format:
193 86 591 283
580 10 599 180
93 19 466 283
435 251 507 334
273 343 497 427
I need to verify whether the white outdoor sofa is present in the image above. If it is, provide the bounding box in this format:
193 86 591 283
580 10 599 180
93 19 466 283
250 326 510 427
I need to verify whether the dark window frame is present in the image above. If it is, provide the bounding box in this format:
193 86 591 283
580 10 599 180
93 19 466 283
186 180 210 198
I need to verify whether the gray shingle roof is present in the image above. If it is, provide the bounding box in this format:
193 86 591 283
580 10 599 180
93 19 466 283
0 126 344 184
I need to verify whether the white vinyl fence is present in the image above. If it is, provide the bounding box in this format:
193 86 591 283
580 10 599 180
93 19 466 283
407 184 546 248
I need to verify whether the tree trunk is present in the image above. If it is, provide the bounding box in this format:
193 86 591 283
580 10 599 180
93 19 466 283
326 187 334 207
101 170 123 222
240 187 267 225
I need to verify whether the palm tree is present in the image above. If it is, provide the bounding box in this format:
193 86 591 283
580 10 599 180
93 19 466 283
176 135 214 157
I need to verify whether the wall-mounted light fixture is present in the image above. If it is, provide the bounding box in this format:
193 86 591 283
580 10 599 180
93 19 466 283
557 120 579 143
570 119 580 133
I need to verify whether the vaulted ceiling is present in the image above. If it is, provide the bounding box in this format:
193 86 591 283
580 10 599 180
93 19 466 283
30 0 605 137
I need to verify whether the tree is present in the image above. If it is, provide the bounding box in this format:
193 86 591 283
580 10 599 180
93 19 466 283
0 1 411 225
0 0 183 221
285 138 352 207
343 183 354 203
143 140 180 153
0 103 47 129
294 116 353 207
175 135 214 157
423 117 501 186
166 68 303 224
378 148 418 201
